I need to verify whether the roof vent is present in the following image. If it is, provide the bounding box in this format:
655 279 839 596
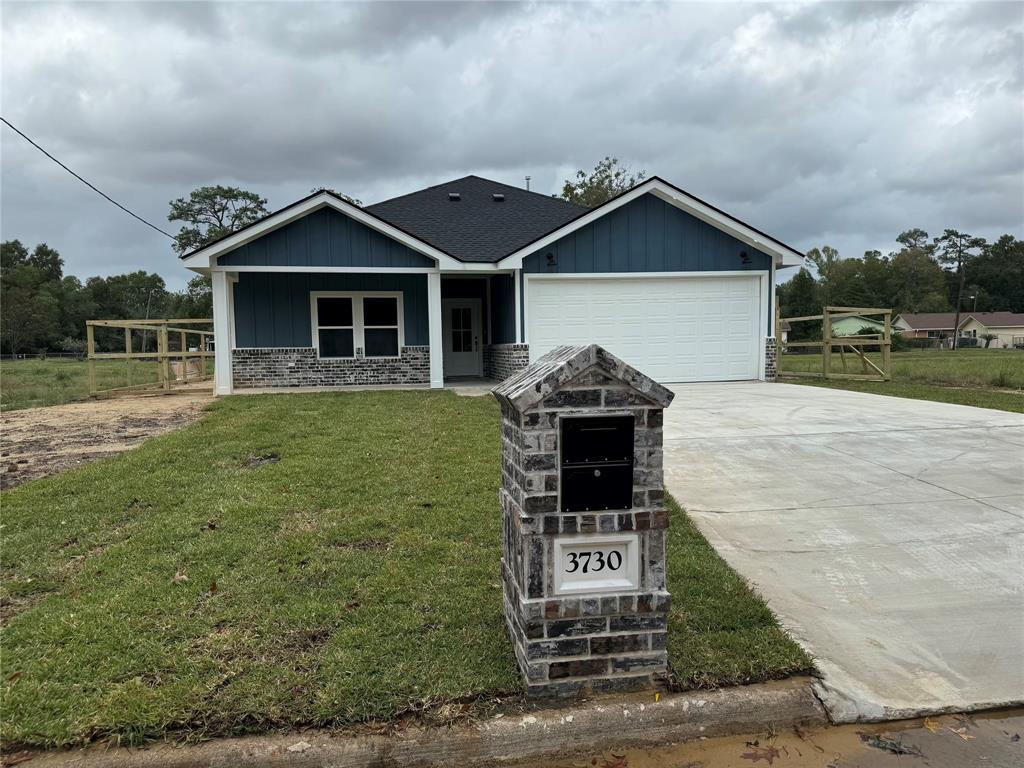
492 193 505 202
448 192 461 201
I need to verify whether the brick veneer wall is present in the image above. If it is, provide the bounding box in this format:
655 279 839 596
500 364 670 698
484 343 530 382
765 336 777 381
232 347 430 388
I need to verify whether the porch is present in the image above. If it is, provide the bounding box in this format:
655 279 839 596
213 270 527 394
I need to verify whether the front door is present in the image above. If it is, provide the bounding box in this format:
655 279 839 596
442 298 482 377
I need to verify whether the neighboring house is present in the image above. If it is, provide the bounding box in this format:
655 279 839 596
181 175 804 394
893 313 956 341
778 319 791 344
957 313 1024 348
831 315 886 337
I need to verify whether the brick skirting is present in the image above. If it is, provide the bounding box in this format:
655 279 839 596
232 347 430 388
484 343 530 382
765 337 777 382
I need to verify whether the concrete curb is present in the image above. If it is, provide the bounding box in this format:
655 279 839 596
23 678 826 767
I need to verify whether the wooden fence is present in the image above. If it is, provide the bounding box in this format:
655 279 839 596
777 306 893 382
86 319 214 396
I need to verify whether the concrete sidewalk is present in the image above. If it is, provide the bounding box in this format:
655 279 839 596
662 382 1024 722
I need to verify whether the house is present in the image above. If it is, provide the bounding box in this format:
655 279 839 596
180 175 805 394
893 313 956 341
957 312 1024 348
831 315 886 337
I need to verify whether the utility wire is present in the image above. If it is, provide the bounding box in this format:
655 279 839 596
1 116 176 240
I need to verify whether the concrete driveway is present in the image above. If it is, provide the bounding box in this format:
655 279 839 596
662 382 1024 722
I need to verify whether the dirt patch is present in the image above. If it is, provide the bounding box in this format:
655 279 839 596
0 391 214 490
244 452 280 468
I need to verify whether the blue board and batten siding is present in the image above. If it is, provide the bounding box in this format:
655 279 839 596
233 273 429 348
521 193 772 273
220 207 434 268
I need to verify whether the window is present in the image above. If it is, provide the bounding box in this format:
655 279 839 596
363 297 399 357
312 292 402 359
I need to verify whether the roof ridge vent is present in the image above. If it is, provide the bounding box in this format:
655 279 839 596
448 192 461 201
492 193 505 202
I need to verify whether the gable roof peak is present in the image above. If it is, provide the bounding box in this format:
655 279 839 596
492 344 675 412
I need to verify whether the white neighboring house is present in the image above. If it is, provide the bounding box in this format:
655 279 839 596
957 313 1024 349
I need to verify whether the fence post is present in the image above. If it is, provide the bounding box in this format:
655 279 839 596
882 311 893 381
180 330 187 382
86 323 97 395
822 307 833 380
159 325 171 390
124 326 133 388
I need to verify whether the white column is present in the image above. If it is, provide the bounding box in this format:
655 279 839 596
514 269 522 344
211 270 233 395
427 271 444 388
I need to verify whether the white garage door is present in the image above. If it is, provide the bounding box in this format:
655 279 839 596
526 275 763 382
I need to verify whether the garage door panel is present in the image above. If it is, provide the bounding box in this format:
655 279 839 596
527 276 761 382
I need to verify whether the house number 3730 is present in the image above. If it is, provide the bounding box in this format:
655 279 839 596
565 550 623 574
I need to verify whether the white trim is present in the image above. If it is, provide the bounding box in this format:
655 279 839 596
211 271 233 395
211 265 438 274
309 291 404 359
514 269 523 343
757 272 768 381
524 270 769 280
497 178 805 269
427 272 444 388
182 192 466 271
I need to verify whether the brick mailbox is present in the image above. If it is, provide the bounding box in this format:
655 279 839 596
492 344 675 697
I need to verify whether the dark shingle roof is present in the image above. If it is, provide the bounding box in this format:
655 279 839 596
366 175 588 263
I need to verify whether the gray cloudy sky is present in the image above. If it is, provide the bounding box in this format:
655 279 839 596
2 1 1022 289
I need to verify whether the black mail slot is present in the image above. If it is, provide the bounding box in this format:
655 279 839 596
561 416 634 464
560 415 634 512
561 465 634 512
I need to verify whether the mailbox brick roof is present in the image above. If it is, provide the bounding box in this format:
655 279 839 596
492 344 675 412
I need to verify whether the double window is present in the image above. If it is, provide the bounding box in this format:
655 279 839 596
311 292 402 359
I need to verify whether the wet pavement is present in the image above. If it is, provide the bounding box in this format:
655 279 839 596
505 709 1022 768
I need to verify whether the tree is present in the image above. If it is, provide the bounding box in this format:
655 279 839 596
561 157 646 208
311 187 362 206
0 263 60 354
888 230 949 314
1 240 64 354
168 185 269 255
933 230 986 349
171 274 213 318
805 245 841 307
970 235 1024 313
778 267 821 340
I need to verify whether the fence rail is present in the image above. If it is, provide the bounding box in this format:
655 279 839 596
777 306 893 382
86 318 214 396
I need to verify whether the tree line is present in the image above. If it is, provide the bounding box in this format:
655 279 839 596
778 229 1024 341
0 184 271 356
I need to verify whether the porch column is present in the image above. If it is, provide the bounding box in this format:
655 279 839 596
211 270 233 395
427 271 444 388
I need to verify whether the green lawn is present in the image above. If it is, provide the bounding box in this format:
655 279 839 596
0 358 214 411
780 348 1024 413
0 391 810 749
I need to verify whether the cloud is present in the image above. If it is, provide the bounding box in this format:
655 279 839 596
1 1 1021 289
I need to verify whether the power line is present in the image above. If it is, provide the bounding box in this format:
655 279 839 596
1 116 176 240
